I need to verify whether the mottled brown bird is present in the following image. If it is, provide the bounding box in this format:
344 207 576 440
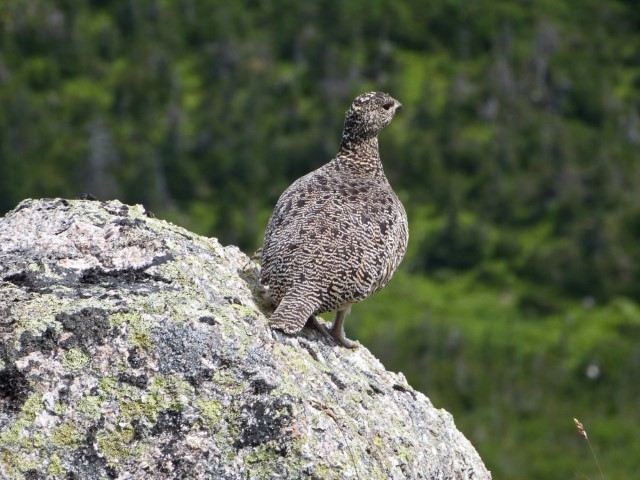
260 92 408 348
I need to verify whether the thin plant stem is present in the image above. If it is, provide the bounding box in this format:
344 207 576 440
574 418 605 480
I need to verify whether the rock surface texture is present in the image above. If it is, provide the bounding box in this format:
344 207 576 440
0 198 491 480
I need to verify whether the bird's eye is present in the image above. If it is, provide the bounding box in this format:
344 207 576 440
382 102 394 111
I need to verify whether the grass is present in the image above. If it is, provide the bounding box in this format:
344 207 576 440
574 418 605 480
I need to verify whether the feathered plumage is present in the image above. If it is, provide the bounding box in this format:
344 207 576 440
260 92 408 347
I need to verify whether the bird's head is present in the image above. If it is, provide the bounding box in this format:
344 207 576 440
342 92 403 142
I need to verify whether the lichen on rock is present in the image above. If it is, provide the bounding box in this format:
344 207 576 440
0 198 491 479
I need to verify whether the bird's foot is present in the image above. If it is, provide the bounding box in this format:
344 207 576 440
310 316 359 349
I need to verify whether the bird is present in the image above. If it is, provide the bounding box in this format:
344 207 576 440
260 91 408 348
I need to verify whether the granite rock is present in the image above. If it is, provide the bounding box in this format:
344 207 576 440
0 198 491 479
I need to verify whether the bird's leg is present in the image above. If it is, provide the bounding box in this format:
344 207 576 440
311 307 358 349
329 308 359 349
310 315 331 337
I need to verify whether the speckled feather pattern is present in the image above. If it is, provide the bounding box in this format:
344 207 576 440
260 92 408 335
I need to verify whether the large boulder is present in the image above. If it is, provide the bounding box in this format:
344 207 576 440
0 198 491 479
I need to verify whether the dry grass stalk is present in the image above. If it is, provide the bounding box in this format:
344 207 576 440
574 418 588 439
573 417 605 480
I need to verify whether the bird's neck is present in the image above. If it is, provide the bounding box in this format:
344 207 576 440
336 135 384 175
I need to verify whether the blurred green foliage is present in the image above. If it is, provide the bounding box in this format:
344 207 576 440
1 0 639 477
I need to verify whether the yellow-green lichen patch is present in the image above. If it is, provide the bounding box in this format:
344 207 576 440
194 396 224 429
97 374 195 434
149 375 195 412
10 295 67 349
0 422 25 447
0 392 47 476
50 422 83 448
142 297 173 316
47 453 65 477
243 439 306 479
0 449 17 479
96 427 136 460
0 448 39 479
0 391 42 445
267 348 319 400
77 395 103 419
394 444 412 467
31 431 47 449
209 369 244 396
230 303 258 319
90 375 155 464
119 397 160 426
63 348 91 371
51 399 68 416
313 464 336 480
109 312 154 350
98 375 119 394
108 312 129 327
2 414 84 476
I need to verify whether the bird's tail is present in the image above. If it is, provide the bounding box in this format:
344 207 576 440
269 294 317 334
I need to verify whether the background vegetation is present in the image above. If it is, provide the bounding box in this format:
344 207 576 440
1 0 639 477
